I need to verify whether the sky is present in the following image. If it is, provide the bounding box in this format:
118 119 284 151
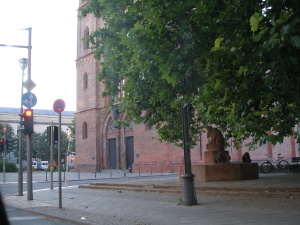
0 0 78 112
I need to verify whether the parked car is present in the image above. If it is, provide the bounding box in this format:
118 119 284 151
37 161 49 170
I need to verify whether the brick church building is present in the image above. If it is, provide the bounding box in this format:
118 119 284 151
74 1 299 172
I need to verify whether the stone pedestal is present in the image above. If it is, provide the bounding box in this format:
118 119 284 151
204 150 231 164
195 163 258 182
178 163 259 182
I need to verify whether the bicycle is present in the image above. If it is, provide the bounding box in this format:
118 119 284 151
261 153 290 173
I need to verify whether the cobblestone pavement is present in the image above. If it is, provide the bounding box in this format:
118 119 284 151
1 171 300 225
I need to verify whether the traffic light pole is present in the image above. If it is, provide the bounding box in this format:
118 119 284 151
27 134 33 200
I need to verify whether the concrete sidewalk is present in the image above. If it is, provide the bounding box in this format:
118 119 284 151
1 172 300 225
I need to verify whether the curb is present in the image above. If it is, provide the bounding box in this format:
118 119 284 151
79 182 300 198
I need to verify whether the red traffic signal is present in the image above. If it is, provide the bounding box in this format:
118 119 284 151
0 139 4 152
24 109 34 135
25 109 33 117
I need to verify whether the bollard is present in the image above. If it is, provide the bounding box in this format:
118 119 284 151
78 168 80 180
46 170 48 181
64 171 65 181
110 169 112 178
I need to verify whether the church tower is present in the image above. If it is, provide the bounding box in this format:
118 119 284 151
75 1 104 171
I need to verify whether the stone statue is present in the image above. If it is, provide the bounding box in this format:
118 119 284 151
206 128 225 151
242 152 252 163
213 151 231 164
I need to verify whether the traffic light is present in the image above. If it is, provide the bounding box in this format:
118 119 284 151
54 126 58 144
0 139 4 152
46 126 58 144
6 139 13 151
24 109 34 135
47 126 51 144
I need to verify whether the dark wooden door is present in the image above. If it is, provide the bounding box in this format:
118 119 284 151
108 138 116 169
126 136 134 170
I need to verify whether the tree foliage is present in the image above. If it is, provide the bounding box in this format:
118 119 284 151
79 0 300 149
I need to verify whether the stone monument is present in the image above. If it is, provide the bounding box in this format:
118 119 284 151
204 128 231 164
179 127 259 182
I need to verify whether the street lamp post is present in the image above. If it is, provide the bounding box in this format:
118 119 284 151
181 104 197 205
17 58 28 196
0 27 33 200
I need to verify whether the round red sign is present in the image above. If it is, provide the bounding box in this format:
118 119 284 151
3 125 6 133
53 99 66 113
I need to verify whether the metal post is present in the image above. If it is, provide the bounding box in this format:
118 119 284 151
27 28 32 80
181 104 197 206
18 130 23 196
58 113 62 208
50 122 53 190
65 130 71 187
3 138 6 183
27 134 33 200
26 27 33 201
65 155 68 186
121 126 126 177
18 68 25 196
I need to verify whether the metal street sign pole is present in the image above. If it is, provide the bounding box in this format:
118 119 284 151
53 99 65 208
26 27 33 201
58 113 62 208
27 133 33 200
50 122 54 190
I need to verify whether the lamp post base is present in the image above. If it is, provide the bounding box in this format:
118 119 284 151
182 173 197 206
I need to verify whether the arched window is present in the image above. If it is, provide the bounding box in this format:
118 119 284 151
83 122 88 139
83 27 89 50
83 73 88 89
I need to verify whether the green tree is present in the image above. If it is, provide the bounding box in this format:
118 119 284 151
11 129 69 163
79 0 300 149
0 123 16 154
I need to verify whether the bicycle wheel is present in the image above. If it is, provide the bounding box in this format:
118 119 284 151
261 161 273 173
278 160 289 173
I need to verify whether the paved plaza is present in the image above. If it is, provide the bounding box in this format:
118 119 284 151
1 171 300 225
